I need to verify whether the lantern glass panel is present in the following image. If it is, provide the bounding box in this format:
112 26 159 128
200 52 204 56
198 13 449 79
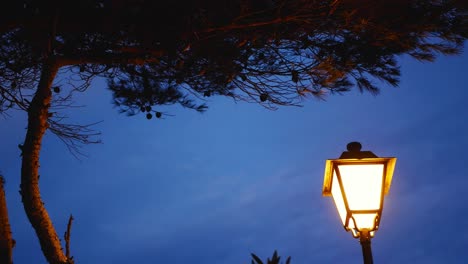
338 164 384 211
352 213 378 230
331 170 347 225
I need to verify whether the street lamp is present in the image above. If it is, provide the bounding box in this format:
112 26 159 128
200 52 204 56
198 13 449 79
322 142 396 264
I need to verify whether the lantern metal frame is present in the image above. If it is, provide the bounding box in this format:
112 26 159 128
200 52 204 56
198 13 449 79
322 157 396 237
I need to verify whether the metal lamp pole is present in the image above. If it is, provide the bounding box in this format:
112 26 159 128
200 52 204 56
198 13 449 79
359 229 373 264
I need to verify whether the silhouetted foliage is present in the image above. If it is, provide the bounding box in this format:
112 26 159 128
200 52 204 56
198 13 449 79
0 1 467 263
1 0 467 118
251 250 291 264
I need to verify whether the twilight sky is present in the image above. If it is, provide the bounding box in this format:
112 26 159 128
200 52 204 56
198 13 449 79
1 47 468 264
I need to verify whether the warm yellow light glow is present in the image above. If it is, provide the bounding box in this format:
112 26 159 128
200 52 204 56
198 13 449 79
330 164 385 231
331 171 346 225
352 213 378 230
338 164 384 211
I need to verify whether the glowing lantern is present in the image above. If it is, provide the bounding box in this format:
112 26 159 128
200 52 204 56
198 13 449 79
322 142 396 263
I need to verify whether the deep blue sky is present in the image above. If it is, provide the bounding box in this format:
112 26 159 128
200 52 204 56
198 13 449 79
1 48 468 264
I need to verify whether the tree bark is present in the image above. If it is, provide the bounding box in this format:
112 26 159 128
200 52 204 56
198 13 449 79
20 57 68 264
0 175 14 264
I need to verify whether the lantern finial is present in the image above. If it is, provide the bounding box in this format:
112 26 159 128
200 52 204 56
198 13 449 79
340 142 377 159
347 142 362 152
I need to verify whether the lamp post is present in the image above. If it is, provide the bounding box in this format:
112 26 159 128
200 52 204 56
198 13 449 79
322 142 396 264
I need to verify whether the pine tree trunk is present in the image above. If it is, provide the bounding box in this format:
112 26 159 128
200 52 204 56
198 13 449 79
0 175 14 264
20 57 68 264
